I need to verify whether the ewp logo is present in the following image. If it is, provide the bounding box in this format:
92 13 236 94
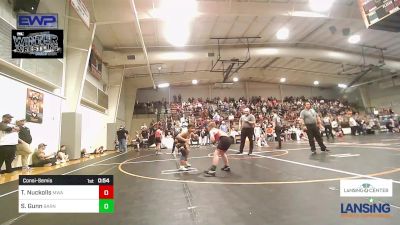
17 14 58 29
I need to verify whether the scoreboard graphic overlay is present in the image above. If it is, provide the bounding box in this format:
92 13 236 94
19 175 114 213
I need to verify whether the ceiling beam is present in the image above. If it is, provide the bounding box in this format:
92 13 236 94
95 1 362 26
129 0 156 89
222 16 239 44
262 57 280 69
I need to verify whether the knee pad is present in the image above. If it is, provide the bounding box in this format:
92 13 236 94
179 147 188 160
180 153 187 161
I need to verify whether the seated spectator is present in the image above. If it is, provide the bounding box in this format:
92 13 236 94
386 117 395 133
220 121 228 133
300 131 309 141
336 126 344 137
258 133 269 147
94 146 105 154
57 145 69 163
282 127 292 141
81 148 90 158
15 119 33 171
114 139 119 150
266 126 274 142
32 143 57 167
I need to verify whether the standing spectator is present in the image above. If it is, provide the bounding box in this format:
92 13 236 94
154 126 163 155
228 113 235 130
300 102 329 154
0 114 19 173
349 116 358 136
15 119 33 170
134 131 141 151
117 125 129 153
254 123 262 147
141 125 149 140
200 127 209 146
272 110 283 149
331 118 339 132
322 115 335 140
238 108 256 155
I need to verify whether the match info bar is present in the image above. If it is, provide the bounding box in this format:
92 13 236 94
19 175 114 213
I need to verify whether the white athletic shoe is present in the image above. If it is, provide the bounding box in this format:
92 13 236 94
179 166 189 171
185 163 191 168
22 166 32 171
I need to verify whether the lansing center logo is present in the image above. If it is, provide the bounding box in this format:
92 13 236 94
343 182 390 195
340 179 393 218
340 179 392 197
341 203 391 218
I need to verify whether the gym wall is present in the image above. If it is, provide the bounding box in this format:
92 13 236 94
0 74 63 169
367 80 400 112
136 82 339 102
79 105 107 153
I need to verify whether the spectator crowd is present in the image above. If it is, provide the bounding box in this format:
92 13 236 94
133 96 399 148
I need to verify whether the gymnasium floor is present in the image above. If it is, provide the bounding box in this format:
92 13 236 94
0 134 399 225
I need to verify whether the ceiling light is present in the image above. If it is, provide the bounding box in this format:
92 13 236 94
256 48 279 55
309 0 334 12
233 77 239 82
280 78 286 83
158 83 170 88
276 28 289 40
159 0 198 47
159 0 198 21
327 51 345 59
287 11 327 18
348 34 360 44
192 79 198 85
164 23 190 47
338 83 347 88
158 52 193 60
314 81 319 85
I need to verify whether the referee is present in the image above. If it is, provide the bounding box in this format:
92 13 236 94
299 102 329 154
238 108 255 155
272 110 282 149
